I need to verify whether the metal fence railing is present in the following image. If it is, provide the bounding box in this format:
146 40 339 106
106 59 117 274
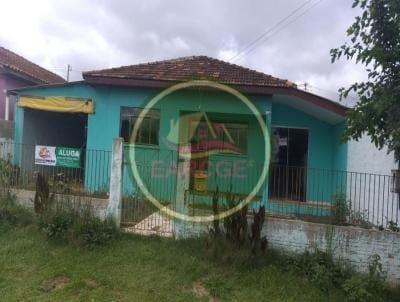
0 141 111 198
267 165 400 228
2 140 399 231
120 160 400 230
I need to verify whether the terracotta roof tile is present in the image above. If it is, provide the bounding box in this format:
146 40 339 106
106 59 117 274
0 46 66 84
83 56 296 88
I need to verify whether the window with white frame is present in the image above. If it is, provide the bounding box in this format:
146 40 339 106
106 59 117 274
120 107 160 145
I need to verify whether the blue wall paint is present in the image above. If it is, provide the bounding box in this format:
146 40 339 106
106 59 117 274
271 103 340 170
269 102 347 207
333 123 348 171
14 83 348 215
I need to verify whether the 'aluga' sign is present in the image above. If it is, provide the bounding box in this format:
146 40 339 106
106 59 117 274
34 145 81 168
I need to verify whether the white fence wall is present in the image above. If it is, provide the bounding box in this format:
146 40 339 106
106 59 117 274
264 217 400 285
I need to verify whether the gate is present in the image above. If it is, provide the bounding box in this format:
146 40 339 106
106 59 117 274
120 147 178 237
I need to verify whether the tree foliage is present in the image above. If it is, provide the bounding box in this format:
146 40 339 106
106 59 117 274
331 0 400 161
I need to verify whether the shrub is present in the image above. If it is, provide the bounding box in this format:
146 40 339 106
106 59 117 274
332 193 373 228
38 201 75 239
0 194 35 227
387 220 400 232
332 193 351 224
209 188 248 247
286 251 387 300
0 157 20 194
342 276 375 302
350 210 373 229
39 210 73 239
0 158 12 190
342 254 386 302
34 173 54 214
71 208 118 246
207 188 267 256
205 233 237 264
287 249 348 289
38 199 118 246
249 205 267 254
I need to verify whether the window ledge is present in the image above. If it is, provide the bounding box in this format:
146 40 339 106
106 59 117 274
210 153 248 159
269 198 334 209
124 143 160 150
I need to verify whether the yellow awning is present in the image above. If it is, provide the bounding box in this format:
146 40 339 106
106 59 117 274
18 96 94 114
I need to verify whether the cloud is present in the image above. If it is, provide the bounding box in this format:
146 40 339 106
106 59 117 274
0 0 367 103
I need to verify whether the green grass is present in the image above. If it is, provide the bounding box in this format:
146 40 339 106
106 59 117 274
0 225 399 302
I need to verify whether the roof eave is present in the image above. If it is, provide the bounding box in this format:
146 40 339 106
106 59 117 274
0 65 45 85
6 80 85 95
83 75 347 117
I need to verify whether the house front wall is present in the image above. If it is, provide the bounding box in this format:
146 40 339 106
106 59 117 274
14 82 347 212
14 84 271 196
270 102 347 215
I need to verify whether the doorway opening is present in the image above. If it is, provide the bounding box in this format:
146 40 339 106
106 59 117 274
269 127 309 202
20 108 88 189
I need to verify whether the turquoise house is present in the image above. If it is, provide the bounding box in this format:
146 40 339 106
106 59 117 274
10 56 348 219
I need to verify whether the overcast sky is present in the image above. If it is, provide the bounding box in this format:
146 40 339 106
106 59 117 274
0 0 365 105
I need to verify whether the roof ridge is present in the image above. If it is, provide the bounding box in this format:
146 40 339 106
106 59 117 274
0 46 65 83
83 55 297 88
199 56 296 87
82 55 205 74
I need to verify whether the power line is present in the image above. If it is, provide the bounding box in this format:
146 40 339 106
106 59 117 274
230 0 324 63
46 68 68 71
233 0 324 62
228 0 314 62
296 82 359 105
297 82 339 95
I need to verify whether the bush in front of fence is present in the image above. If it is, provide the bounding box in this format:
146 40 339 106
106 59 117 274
207 188 268 259
0 191 119 247
38 200 75 239
285 250 387 302
70 204 118 247
204 230 389 302
341 254 387 302
0 194 35 227
29 171 119 247
205 189 390 301
38 199 119 247
332 193 374 229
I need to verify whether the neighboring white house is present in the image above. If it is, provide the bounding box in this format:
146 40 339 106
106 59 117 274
347 135 399 227
348 135 397 175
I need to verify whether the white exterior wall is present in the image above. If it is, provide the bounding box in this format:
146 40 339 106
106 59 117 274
347 135 399 226
347 135 396 175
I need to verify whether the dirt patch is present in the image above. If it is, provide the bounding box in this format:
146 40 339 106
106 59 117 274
192 281 209 297
191 282 219 302
84 279 98 289
41 276 70 292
